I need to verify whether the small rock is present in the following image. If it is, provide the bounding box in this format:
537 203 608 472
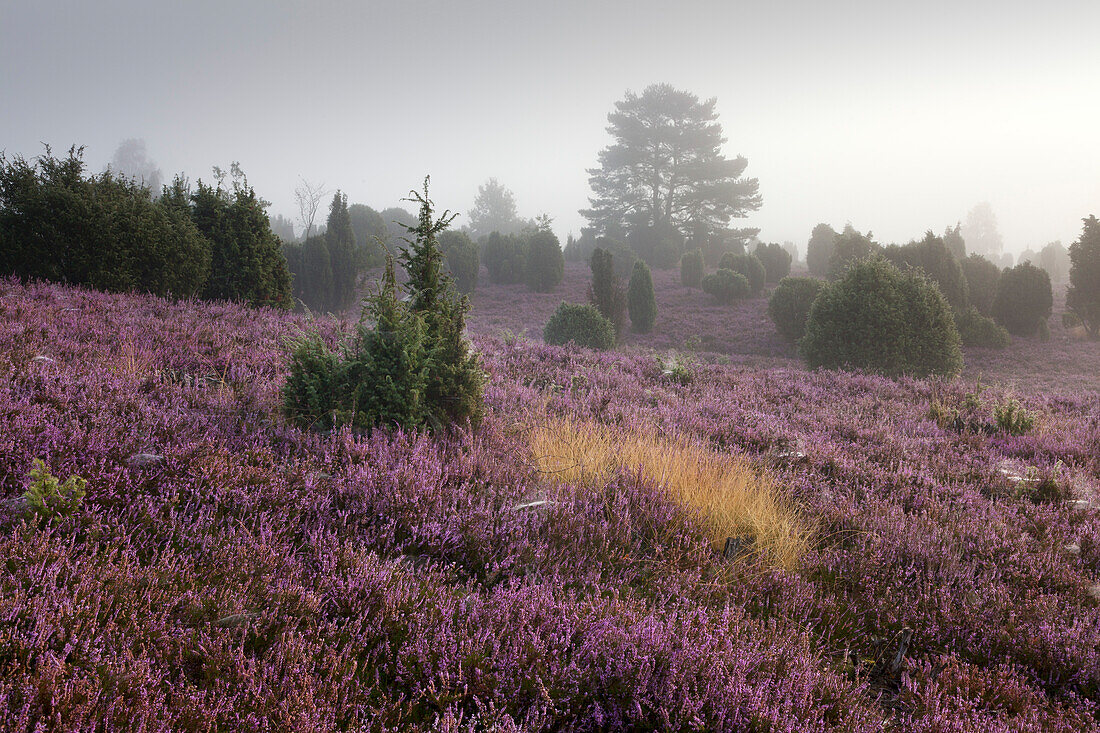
1064 543 1081 556
512 499 554 511
32 355 55 364
1089 585 1100 602
61 308 79 313
127 453 166 468
1066 499 1092 510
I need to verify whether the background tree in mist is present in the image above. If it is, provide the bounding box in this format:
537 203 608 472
582 84 761 262
962 203 1004 260
325 191 358 312
295 178 329 241
1067 215 1100 337
468 178 526 241
109 138 162 195
806 223 837 277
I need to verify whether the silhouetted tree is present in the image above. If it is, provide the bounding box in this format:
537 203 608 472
943 223 966 260
468 178 526 241
582 84 761 247
348 203 387 267
1037 240 1070 284
960 254 1001 317
962 202 1004 260
325 191 358 312
1067 215 1100 337
439 230 480 294
109 138 162 195
806 223 837 277
526 229 565 292
627 260 657 333
992 262 1052 337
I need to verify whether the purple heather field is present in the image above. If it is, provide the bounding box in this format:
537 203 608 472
2 271 1100 731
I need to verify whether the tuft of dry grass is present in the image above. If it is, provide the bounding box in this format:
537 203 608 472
528 417 810 570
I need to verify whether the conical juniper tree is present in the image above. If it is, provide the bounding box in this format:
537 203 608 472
340 253 427 429
398 177 484 428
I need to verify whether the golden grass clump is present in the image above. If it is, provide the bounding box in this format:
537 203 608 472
528 417 810 569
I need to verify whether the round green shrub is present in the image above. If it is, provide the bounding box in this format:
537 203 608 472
627 260 657 333
801 258 963 378
680 248 704 288
718 252 766 295
753 242 793 283
992 262 1052 336
882 233 969 311
955 307 1010 348
767 276 825 342
960 254 1001 317
544 302 616 350
525 230 564 292
701 268 751 304
440 230 480 294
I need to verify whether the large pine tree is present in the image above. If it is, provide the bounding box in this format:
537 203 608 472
582 84 761 246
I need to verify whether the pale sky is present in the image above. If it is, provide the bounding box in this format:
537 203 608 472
2 0 1098 255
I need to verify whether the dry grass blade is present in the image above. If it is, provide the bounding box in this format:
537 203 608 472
528 416 810 570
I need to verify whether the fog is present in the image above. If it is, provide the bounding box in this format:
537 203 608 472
3 0 1098 255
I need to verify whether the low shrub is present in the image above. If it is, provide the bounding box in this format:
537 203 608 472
801 257 963 378
718 252 766 295
753 242 792 283
482 231 527 284
702 268 750 304
680 248 704 288
960 254 1002 317
525 229 564 292
993 398 1035 435
23 459 86 522
440 230 480 294
992 262 1052 336
543 302 616 350
955 308 1010 348
768 277 825 342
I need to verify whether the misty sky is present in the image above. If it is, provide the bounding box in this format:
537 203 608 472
3 0 1098 254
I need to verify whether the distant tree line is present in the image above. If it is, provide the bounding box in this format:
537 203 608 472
0 146 292 308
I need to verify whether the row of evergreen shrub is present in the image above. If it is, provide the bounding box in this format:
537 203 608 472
0 147 291 308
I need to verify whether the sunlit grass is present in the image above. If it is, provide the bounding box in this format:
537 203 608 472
528 416 810 570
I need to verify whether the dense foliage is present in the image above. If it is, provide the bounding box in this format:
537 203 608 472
525 229 565 292
718 252 766 295
0 146 211 298
1067 215 1100 337
283 179 483 432
767 276 825 342
627 260 657 333
753 241 792 283
439 230 480 295
702 268 751 304
955 307 1011 348
802 258 963 378
324 192 358 312
960 254 1002 317
587 247 627 339
680 248 704 287
882 232 969 311
543 301 616 350
827 225 878 280
943 223 966 260
992 262 1053 337
182 168 293 309
348 203 387 268
482 231 527 285
805 222 837 277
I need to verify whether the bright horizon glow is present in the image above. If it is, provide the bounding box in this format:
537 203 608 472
2 0 1097 256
